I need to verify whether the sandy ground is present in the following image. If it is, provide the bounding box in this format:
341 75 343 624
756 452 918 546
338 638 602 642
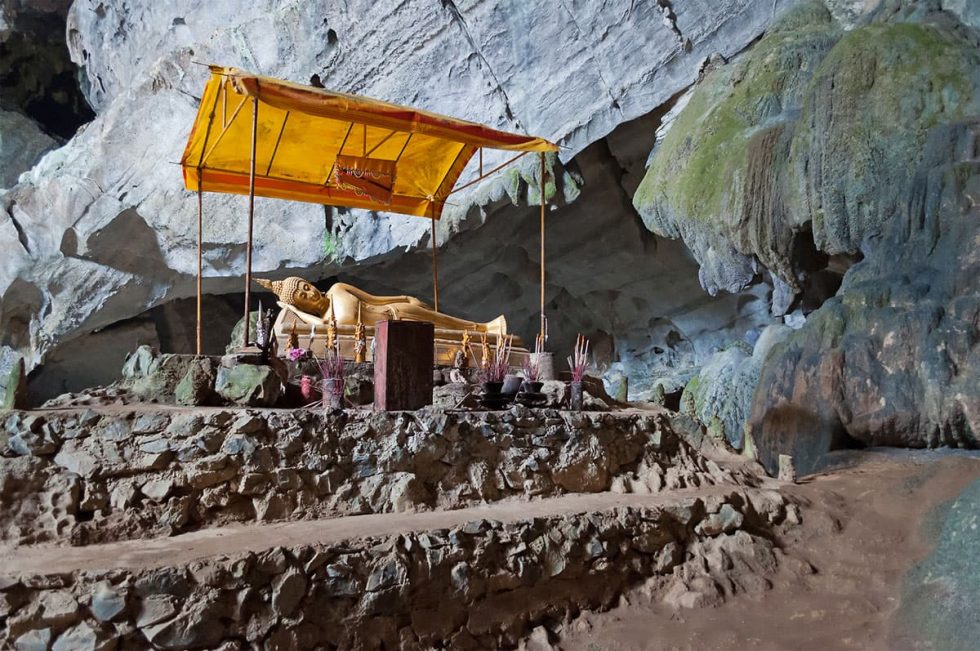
557 449 980 651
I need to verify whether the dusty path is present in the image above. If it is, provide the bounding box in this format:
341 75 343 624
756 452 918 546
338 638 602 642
558 450 980 651
0 484 748 575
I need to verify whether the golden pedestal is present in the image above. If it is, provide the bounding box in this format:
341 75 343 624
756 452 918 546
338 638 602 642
272 305 528 367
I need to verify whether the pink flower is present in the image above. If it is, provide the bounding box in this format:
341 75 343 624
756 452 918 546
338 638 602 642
288 348 308 362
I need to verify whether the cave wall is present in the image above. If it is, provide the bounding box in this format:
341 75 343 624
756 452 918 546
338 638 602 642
0 0 92 186
0 0 801 401
635 0 980 465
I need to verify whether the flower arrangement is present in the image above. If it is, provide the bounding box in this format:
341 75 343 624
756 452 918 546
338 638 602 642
480 334 513 383
317 350 345 383
522 333 545 382
567 334 589 383
288 347 310 362
316 349 345 410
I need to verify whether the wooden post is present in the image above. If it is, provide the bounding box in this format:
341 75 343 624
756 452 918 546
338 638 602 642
430 205 439 313
196 183 203 355
243 96 258 347
539 152 546 341
374 320 434 410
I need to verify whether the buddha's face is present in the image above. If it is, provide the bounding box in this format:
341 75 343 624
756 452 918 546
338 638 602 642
288 278 328 315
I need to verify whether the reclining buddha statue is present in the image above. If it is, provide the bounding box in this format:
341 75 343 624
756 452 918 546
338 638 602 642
255 277 525 365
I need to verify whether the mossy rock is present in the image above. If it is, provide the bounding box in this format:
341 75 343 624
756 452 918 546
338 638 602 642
634 2 980 296
634 1 840 293
121 345 157 380
175 358 218 406
1 357 28 411
129 354 197 403
215 363 281 407
227 311 260 353
788 21 980 254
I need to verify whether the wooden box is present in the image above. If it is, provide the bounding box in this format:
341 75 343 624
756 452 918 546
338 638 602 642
373 320 434 411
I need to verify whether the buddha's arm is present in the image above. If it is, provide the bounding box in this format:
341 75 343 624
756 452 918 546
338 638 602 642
385 303 486 332
277 302 325 326
335 283 431 308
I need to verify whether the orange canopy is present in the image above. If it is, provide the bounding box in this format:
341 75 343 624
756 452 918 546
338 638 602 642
180 65 558 219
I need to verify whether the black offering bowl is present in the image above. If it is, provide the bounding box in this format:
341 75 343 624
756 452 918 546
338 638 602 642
516 380 546 407
480 381 510 410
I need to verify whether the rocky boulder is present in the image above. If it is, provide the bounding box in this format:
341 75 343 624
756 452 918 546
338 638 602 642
635 1 980 470
748 119 980 475
681 325 792 450
214 357 281 407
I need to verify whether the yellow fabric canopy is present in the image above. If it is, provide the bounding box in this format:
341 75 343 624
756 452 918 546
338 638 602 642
180 65 558 219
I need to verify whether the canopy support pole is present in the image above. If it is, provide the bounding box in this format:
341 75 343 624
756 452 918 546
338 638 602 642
243 96 258 347
431 204 439 313
539 152 546 342
196 184 203 356
192 84 221 357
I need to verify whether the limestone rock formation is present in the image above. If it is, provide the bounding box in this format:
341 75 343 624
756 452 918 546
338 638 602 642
749 119 980 474
635 1 980 305
681 324 791 449
636 1 980 467
0 0 799 399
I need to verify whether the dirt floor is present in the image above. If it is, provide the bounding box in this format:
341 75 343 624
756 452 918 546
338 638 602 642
557 449 980 651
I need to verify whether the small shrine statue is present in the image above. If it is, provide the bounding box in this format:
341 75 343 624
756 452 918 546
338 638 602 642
454 330 472 369
286 322 300 352
353 302 367 363
255 303 277 360
325 303 338 354
480 332 491 372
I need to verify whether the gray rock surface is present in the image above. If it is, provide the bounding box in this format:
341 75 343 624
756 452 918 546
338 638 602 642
892 478 980 650
0 110 57 188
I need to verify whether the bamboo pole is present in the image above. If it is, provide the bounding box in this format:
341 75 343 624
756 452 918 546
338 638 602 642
539 152 546 341
243 96 258 347
431 204 439 312
196 184 203 355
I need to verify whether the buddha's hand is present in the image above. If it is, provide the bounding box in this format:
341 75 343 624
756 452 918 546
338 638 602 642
405 296 432 309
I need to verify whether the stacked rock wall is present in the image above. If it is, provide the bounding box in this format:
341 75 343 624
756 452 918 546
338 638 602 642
0 407 753 546
0 489 790 650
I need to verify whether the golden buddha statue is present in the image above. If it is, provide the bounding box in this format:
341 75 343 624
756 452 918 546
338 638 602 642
255 277 509 335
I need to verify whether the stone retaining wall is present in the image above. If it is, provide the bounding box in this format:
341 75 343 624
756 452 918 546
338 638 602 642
0 407 751 545
0 491 787 650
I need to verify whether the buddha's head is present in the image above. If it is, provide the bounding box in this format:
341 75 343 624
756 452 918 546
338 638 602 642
255 277 328 316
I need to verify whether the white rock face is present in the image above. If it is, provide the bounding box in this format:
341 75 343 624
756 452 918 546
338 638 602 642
0 0 797 396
